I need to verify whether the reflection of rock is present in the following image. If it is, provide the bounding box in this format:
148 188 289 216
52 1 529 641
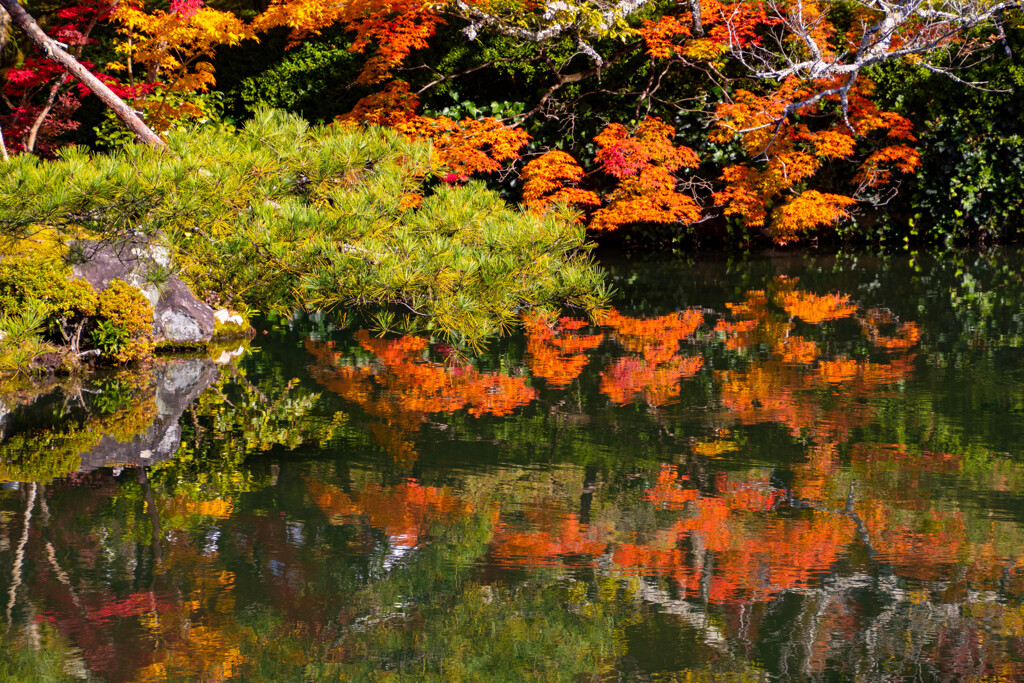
71 239 216 345
213 345 246 365
77 359 221 472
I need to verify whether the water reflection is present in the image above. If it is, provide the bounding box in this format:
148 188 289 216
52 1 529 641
1 253 1024 680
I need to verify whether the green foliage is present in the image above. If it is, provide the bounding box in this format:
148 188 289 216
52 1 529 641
229 34 365 122
89 317 130 357
95 89 234 151
869 26 1024 244
0 109 608 347
0 256 97 321
0 301 54 372
94 279 154 363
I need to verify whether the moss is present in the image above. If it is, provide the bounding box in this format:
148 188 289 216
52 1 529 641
213 318 255 341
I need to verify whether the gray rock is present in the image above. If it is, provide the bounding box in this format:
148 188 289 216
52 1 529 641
71 239 215 345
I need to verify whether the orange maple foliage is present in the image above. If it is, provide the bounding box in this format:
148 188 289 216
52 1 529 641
110 0 251 93
253 0 441 85
636 0 778 62
520 151 600 213
337 80 421 127
711 78 920 242
394 115 530 178
589 118 702 231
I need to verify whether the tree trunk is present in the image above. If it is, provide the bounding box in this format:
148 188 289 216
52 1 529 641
0 0 165 148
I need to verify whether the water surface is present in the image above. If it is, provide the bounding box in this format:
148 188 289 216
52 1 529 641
2 251 1024 681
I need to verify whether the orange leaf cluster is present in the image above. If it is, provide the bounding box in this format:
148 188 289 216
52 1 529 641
523 315 602 388
589 118 702 231
110 1 252 94
338 80 421 127
520 151 600 213
253 0 441 85
394 116 530 178
711 77 920 242
594 118 699 178
771 191 857 242
636 0 778 63
638 15 691 59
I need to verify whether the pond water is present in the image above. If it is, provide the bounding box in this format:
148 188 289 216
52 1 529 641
2 250 1024 681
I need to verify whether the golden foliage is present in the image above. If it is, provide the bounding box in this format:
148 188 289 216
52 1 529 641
110 1 252 93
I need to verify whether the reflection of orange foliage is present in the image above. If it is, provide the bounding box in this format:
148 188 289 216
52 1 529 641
779 290 857 325
613 472 851 604
776 335 819 364
163 495 234 520
862 504 968 581
859 309 922 351
489 506 608 566
596 309 705 406
817 358 860 384
601 309 704 363
306 331 536 460
523 316 602 388
307 478 473 547
714 281 918 446
600 356 704 407
645 464 699 509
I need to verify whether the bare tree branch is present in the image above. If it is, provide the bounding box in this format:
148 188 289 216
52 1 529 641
451 0 658 66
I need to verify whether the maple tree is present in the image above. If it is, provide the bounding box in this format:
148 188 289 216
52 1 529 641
106 0 251 128
520 151 600 214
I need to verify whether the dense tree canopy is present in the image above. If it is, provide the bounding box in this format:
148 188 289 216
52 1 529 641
0 0 1021 246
